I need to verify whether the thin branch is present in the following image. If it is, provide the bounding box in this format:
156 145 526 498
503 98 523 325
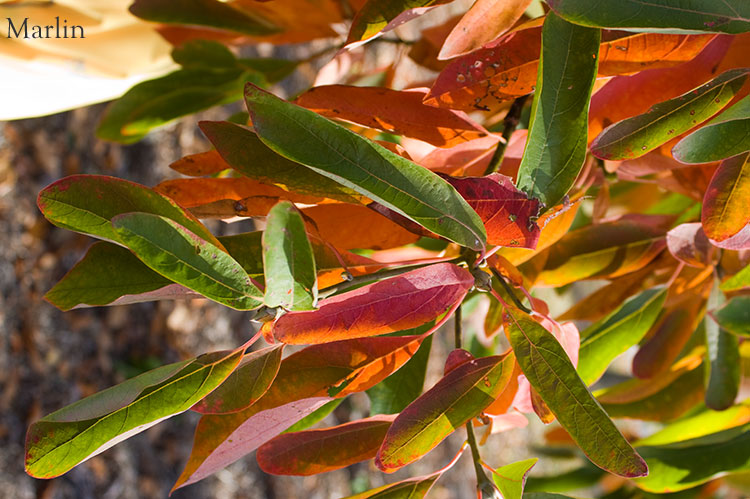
466 420 499 498
490 268 531 313
454 305 463 349
484 95 529 176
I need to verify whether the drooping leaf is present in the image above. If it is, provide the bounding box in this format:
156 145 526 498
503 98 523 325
516 12 600 208
295 85 489 147
112 213 263 310
257 415 395 475
173 335 427 490
635 422 750 493
704 280 740 410
666 222 716 267
263 201 317 311
711 296 750 337
577 287 667 385
129 0 278 35
491 458 538 499
193 345 283 414
632 295 706 379
504 308 648 478
590 69 749 161
596 352 705 421
45 242 176 311
270 263 473 344
438 0 532 59
342 473 441 499
97 67 260 144
536 215 667 286
701 151 750 245
673 94 750 164
367 333 433 415
244 84 486 251
25 349 242 479
375 352 515 472
346 0 452 46
547 0 750 34
198 121 360 202
37 175 221 248
442 173 541 248
635 400 750 446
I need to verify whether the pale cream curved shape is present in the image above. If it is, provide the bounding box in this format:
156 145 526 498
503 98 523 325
0 0 176 120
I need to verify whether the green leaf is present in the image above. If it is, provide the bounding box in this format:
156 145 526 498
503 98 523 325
367 333 433 415
515 12 600 209
112 213 263 310
38 175 221 247
25 349 242 479
194 345 283 414
635 422 750 493
710 296 750 337
491 458 538 499
98 67 261 144
525 464 604 494
721 264 750 292
505 308 648 478
171 40 238 68
673 94 750 164
262 201 317 311
45 242 173 311
243 84 487 251
577 287 667 385
342 474 440 499
547 0 750 34
590 69 749 160
635 401 750 447
129 0 278 35
375 353 515 471
704 280 740 410
199 120 359 202
524 494 577 499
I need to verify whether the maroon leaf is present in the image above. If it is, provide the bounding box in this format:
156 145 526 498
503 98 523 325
666 223 715 268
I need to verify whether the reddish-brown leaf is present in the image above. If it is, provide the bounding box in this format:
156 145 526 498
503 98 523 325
438 0 532 60
443 173 541 248
702 152 750 245
443 349 475 375
295 86 489 147
271 263 473 344
257 415 395 475
174 335 427 490
667 223 716 268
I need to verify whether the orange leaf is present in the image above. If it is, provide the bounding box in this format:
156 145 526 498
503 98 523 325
295 86 489 147
170 149 230 177
271 263 473 344
438 0 532 60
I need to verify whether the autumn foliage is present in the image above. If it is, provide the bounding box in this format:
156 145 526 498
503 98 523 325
26 1 750 498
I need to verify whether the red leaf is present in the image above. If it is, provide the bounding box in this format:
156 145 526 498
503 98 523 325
257 415 395 475
271 263 473 344
443 349 475 375
666 223 715 268
295 85 489 147
442 173 541 248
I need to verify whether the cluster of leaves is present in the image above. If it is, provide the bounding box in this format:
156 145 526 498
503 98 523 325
26 1 750 498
